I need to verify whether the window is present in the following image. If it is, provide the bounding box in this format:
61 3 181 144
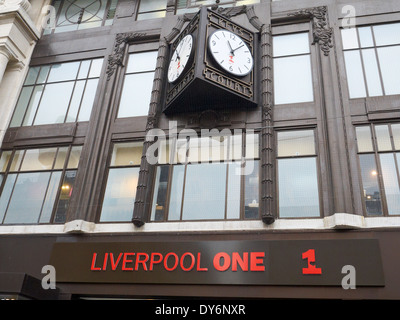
150 132 259 221
10 59 103 127
176 0 259 15
137 0 168 21
99 142 143 222
0 146 82 224
356 124 400 216
44 0 118 34
341 22 400 98
117 51 158 118
277 130 320 218
273 32 314 105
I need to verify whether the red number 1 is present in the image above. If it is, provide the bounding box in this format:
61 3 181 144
302 249 322 275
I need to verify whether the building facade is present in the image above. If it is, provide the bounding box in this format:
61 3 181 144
0 0 399 300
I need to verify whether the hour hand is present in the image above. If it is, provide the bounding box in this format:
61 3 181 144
227 40 234 55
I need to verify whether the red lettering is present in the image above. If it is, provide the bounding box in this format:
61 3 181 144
90 253 101 271
149 253 163 271
110 253 123 270
135 253 149 271
180 252 195 271
196 252 208 271
250 252 265 271
213 252 231 271
164 252 179 271
302 249 322 275
232 252 248 271
102 252 108 270
122 253 134 271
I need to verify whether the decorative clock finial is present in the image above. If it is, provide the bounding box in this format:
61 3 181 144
211 0 220 10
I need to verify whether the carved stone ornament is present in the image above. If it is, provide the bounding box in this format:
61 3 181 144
106 32 147 80
289 6 333 56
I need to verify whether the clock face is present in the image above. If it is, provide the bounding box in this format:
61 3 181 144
208 29 254 77
168 35 194 83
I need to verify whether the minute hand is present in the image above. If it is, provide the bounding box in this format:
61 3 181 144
232 44 245 53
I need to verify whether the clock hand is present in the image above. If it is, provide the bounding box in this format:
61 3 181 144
232 44 245 53
227 40 235 56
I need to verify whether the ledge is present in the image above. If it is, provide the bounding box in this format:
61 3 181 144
0 215 400 235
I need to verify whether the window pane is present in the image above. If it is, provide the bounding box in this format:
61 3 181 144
54 170 77 223
244 160 259 219
0 174 17 223
361 49 383 96
393 124 400 150
78 60 91 79
273 33 310 57
67 146 82 169
0 151 12 172
54 147 69 170
88 58 104 78
77 78 99 122
127 52 157 73
377 46 400 95
137 11 166 20
100 167 139 222
9 150 24 172
359 154 383 215
356 126 374 152
181 163 226 220
277 130 315 157
379 153 400 215
150 165 169 221
341 28 359 50
24 67 40 85
226 162 241 219
10 86 33 127
373 23 400 46
358 27 374 48
138 0 167 12
33 82 75 125
110 142 142 166
3 172 51 224
47 62 80 82
343 51 367 98
39 171 62 223
278 157 320 218
375 125 392 151
117 72 154 117
245 132 259 159
20 148 57 171
22 85 44 126
274 55 313 104
167 165 185 220
65 80 86 123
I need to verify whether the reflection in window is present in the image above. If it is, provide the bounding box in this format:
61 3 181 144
137 0 167 20
273 32 314 105
356 124 400 216
341 23 400 98
117 51 158 118
0 146 82 224
150 133 259 221
99 142 143 222
10 59 103 127
44 0 118 34
277 130 320 218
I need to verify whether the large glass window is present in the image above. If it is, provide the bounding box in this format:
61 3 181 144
176 0 259 15
277 130 320 218
10 59 103 127
0 146 82 224
150 132 259 221
356 124 400 216
99 142 143 222
44 0 118 34
341 22 400 98
273 32 314 105
117 51 158 118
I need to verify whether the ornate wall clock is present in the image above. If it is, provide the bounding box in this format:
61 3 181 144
167 34 194 83
163 7 257 115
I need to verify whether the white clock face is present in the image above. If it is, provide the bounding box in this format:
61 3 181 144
168 35 194 83
208 30 254 77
